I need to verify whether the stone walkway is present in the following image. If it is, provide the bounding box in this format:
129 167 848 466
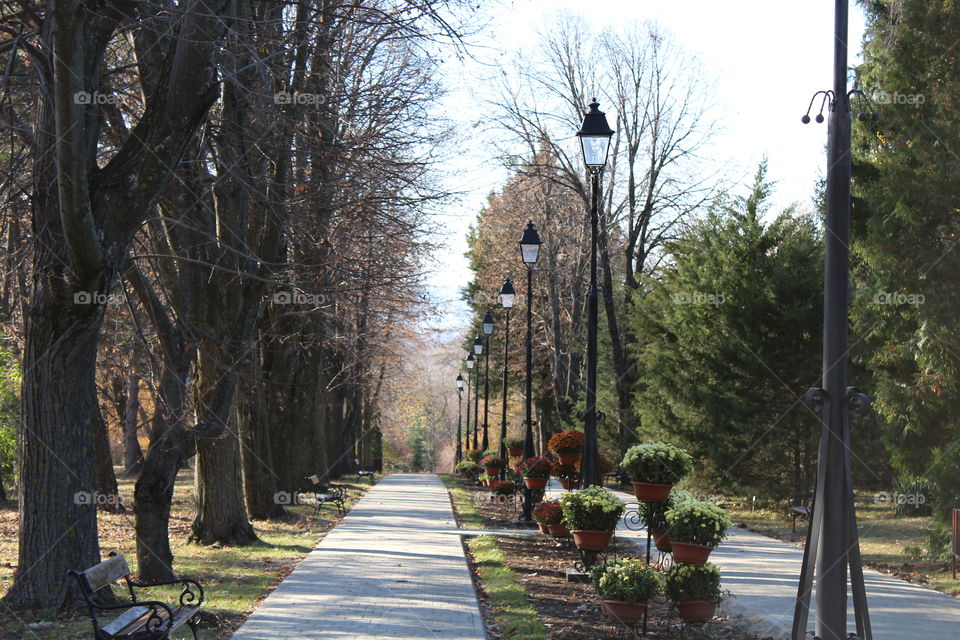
230 473 485 640
545 480 960 639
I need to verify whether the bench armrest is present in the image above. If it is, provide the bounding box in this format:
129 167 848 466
128 577 205 607
92 599 176 636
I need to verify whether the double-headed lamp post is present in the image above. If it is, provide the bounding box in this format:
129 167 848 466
465 352 475 452
481 311 494 451
472 337 483 450
576 99 614 488
455 374 465 464
497 279 516 461
520 221 542 522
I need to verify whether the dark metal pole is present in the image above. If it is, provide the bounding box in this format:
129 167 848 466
456 388 463 464
581 170 601 488
473 352 480 451
521 265 536 521
498 309 511 461
482 335 491 452
465 367 472 454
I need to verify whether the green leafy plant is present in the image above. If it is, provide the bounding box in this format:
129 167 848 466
481 454 505 468
465 449 482 463
532 500 563 525
621 442 693 485
559 486 625 531
641 488 695 531
517 456 552 478
482 449 498 458
664 562 722 603
665 501 731 547
893 473 933 517
503 437 524 450
590 558 662 604
455 461 481 480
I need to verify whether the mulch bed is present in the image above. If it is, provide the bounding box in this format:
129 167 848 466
451 476 766 640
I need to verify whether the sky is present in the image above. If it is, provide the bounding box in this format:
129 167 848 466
424 0 866 331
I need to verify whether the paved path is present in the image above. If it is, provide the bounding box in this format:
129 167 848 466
230 474 485 640
545 480 960 639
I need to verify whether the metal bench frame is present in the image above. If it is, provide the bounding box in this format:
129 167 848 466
69 552 204 640
304 474 347 515
789 493 814 533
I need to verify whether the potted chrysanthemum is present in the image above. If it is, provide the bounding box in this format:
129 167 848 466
480 453 505 478
517 456 552 490
503 437 525 458
621 442 694 503
665 562 722 622
591 558 662 624
532 500 564 535
665 501 731 565
547 430 585 465
559 486 625 551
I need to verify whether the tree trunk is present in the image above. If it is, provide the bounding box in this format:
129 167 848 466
94 407 123 513
123 372 143 476
238 343 285 519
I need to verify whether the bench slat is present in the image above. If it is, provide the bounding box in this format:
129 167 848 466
101 604 200 638
84 555 131 592
100 606 150 636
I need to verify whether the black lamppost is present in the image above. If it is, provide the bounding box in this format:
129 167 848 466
455 374 465 464
576 100 614 488
519 221 542 522
497 279 516 461
465 352 475 453
472 337 483 450
481 311 494 451
791 2 872 639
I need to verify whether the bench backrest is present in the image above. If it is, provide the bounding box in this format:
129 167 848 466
78 554 131 593
307 474 321 486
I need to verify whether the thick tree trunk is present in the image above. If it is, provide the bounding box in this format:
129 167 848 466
238 345 284 519
123 372 143 476
94 407 122 512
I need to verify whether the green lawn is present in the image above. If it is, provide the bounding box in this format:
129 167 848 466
0 468 370 639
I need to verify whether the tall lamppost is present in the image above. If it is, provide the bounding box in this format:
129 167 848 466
472 337 483 450
791 2 872 639
465 352 475 453
455 374 465 464
481 311 494 451
576 100 614 488
497 279 516 461
519 221 542 522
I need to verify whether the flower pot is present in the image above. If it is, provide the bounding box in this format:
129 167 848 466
670 541 713 566
560 478 575 490
547 523 569 537
631 481 672 503
651 529 672 552
600 599 647 624
677 600 716 622
556 452 580 465
571 529 613 551
484 466 502 477
507 447 523 457
524 477 548 490
537 523 549 534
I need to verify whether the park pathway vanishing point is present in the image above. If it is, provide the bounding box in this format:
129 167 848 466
230 473 485 640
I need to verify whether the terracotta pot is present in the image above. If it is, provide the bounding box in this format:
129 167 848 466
677 600 716 622
560 478 575 490
507 447 523 457
670 541 713 566
571 529 613 551
556 452 580 465
524 477 548 490
600 599 647 624
651 529 672 552
631 481 672 503
537 523 549 534
484 466 502 477
547 523 570 537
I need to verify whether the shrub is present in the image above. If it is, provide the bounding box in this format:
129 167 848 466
665 501 731 547
547 430 585 454
465 449 482 462
665 562 722 603
893 473 933 517
532 500 563 525
481 454 505 468
455 461 481 480
503 437 525 450
517 456 552 478
621 442 693 485
590 558 662 604
560 486 625 531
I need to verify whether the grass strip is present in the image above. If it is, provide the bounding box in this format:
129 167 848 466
439 473 483 529
468 535 549 640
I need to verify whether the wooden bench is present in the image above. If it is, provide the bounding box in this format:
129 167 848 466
305 474 347 515
789 493 814 533
69 553 204 640
356 466 376 483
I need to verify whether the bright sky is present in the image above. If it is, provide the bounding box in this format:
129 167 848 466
425 0 866 331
